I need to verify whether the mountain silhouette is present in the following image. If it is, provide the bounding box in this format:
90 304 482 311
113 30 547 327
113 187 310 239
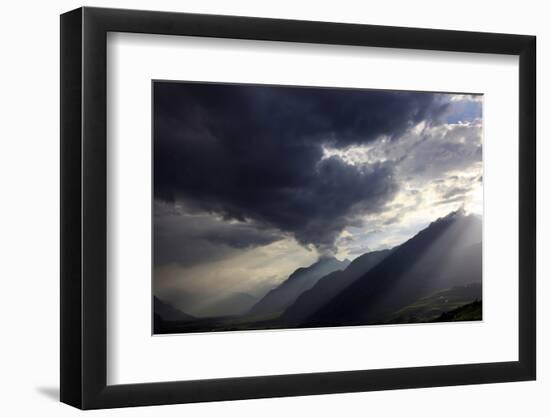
248 256 350 316
282 249 391 323
303 210 482 326
153 210 483 334
153 296 195 322
196 292 258 317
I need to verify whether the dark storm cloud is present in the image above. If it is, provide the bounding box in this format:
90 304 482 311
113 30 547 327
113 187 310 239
154 82 450 251
202 228 281 249
154 202 284 267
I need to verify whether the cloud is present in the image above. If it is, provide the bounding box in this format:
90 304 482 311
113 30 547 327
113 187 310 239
154 82 451 252
445 95 482 123
154 201 283 267
398 122 482 180
154 234 318 312
440 185 470 200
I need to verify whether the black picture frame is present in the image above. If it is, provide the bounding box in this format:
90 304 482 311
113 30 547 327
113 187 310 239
60 6 536 410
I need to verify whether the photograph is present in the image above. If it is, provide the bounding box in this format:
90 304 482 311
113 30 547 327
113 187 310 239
152 82 484 334
51 3 538 412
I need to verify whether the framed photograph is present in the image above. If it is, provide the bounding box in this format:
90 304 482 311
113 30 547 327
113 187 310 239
60 6 536 409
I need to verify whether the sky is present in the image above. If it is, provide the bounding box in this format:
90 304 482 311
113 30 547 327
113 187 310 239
153 82 482 315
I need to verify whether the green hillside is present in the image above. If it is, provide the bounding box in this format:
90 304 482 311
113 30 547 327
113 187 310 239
386 283 481 324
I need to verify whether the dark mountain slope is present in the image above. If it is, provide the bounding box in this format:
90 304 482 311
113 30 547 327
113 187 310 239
304 211 482 326
283 249 391 323
248 256 350 316
386 283 482 323
434 300 482 322
154 296 195 321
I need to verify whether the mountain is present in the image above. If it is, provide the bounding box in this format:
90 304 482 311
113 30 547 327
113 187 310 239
154 296 195 322
434 300 482 322
282 249 391 323
248 256 350 317
303 210 482 327
386 283 482 323
196 292 258 317
154 288 200 316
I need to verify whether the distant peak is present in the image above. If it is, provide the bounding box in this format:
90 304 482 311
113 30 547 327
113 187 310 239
454 206 467 217
435 208 467 223
315 254 335 263
316 255 349 265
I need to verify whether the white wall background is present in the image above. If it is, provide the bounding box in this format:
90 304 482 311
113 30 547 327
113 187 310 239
0 0 545 415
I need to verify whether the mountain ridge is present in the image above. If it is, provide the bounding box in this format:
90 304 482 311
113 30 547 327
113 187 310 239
282 249 391 323
153 210 483 334
303 210 482 326
248 256 350 316
154 296 195 321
